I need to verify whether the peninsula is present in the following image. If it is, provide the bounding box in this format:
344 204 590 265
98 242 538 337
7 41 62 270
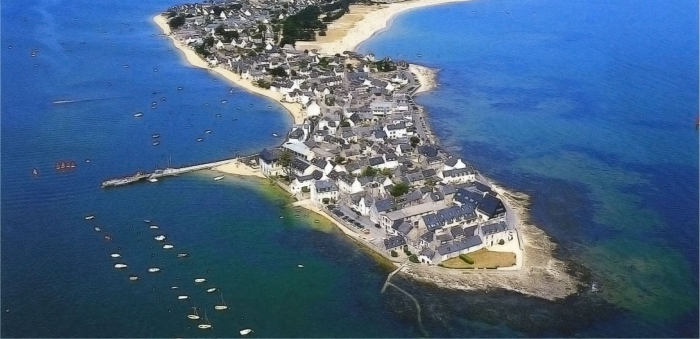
152 0 580 300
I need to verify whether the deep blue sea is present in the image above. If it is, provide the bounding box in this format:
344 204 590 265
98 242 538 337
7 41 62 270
2 0 697 336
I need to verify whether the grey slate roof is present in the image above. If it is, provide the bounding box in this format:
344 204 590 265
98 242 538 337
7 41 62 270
478 194 506 218
383 235 406 250
259 148 279 163
374 198 395 212
436 236 483 255
481 221 508 235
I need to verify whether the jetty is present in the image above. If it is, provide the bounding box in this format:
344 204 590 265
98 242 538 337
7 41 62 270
101 159 235 188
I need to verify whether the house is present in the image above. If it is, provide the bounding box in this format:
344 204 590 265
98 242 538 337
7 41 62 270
370 100 394 116
338 174 368 194
282 141 315 161
436 236 484 261
290 171 322 194
306 100 321 117
476 194 506 221
259 148 283 176
439 167 474 184
418 248 436 264
370 198 395 224
383 122 407 139
383 235 406 251
310 180 339 204
380 201 447 231
443 157 467 171
349 193 373 216
481 221 511 247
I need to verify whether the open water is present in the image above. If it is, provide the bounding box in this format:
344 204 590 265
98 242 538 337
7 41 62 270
2 0 697 337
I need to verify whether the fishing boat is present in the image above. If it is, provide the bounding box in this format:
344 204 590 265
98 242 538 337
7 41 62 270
110 253 121 258
148 267 161 273
206 288 217 293
177 253 189 258
94 227 102 232
177 295 189 300
163 244 174 249
213 176 224 181
188 307 201 320
114 263 128 269
85 215 96 220
198 311 212 329
133 112 143 117
240 329 253 335
214 291 228 310
154 235 166 241
194 278 206 283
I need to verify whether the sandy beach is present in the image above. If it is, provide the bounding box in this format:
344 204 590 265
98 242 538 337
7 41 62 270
211 159 266 178
153 15 305 125
296 0 474 55
409 63 438 94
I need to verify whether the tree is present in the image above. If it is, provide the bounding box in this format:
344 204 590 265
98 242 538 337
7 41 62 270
390 182 410 197
379 168 393 178
361 166 378 177
268 66 287 77
168 15 186 29
256 79 271 89
410 136 421 148
425 178 436 188
278 149 293 178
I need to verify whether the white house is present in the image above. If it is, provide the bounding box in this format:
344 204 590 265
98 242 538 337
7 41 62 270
383 122 408 139
480 221 511 247
311 180 339 204
259 148 283 177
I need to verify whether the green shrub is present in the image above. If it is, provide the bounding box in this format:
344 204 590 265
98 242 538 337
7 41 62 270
459 254 474 264
390 250 398 257
408 254 419 263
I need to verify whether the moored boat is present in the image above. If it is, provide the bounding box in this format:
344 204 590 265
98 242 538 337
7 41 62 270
85 215 96 220
194 278 206 283
148 267 161 273
213 176 224 181
240 329 253 335
163 244 174 249
154 235 166 241
114 263 128 269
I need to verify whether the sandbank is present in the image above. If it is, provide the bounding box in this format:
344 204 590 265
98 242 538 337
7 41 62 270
153 15 305 125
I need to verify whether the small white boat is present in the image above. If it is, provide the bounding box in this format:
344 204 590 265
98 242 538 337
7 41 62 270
129 275 139 281
221 100 228 104
143 219 151 223
272 133 279 137
110 253 121 258
154 235 166 241
85 159 91 163
171 286 179 289
148 267 161 273
149 177 158 182
178 86 183 90
196 138 203 142
240 329 253 335
206 288 217 293
177 253 189 258
94 227 101 232
152 141 160 146
205 130 212 134
213 176 224 181
297 264 304 268
177 295 189 300
149 225 159 229
198 311 212 329
194 278 206 283
163 244 174 249
188 307 200 320
214 291 228 310
133 112 143 117
85 215 95 220
114 263 128 269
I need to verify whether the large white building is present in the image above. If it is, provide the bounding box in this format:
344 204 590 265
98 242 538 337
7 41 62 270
311 180 339 204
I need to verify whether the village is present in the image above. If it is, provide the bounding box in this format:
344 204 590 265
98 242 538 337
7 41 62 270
162 0 522 268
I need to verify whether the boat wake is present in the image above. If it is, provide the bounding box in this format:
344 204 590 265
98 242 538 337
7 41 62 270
52 96 128 105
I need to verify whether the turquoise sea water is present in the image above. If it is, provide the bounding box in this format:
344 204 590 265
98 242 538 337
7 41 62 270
2 0 697 337
360 0 698 336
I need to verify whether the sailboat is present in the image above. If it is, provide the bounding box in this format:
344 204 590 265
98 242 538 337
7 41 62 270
197 311 212 329
187 307 200 320
214 291 228 310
